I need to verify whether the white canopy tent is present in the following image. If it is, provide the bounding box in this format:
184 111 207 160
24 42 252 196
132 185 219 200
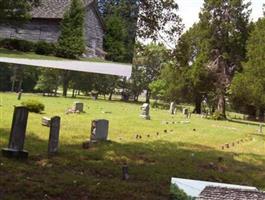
0 57 132 78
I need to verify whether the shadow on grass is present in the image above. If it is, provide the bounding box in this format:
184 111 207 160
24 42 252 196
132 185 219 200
0 128 265 200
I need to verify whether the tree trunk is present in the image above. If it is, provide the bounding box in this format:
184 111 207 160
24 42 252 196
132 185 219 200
194 95 202 114
217 93 226 118
146 90 151 103
246 105 257 121
258 108 265 122
72 89 75 98
108 92 113 101
62 71 70 97
17 79 23 92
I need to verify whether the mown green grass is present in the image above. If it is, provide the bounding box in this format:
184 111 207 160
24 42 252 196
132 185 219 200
0 92 265 200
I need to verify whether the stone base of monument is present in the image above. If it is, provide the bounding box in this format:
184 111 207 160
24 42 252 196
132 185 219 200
2 148 28 159
140 115 151 120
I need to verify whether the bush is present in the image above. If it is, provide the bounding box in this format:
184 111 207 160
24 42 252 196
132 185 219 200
0 39 34 52
35 41 56 55
21 100 45 113
212 111 225 120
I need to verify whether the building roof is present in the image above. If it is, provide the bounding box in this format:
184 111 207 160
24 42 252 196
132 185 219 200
31 0 94 19
198 186 265 200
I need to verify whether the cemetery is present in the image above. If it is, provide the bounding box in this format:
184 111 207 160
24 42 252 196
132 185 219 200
0 92 265 199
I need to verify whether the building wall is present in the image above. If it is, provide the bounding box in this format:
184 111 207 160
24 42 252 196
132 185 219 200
0 5 104 57
0 19 60 43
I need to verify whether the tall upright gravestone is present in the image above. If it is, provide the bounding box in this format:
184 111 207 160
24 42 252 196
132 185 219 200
169 102 176 115
140 103 151 120
2 106 29 159
90 119 109 141
48 116 61 154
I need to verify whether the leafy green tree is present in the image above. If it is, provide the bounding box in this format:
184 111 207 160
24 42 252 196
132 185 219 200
35 69 60 96
132 43 169 102
231 18 265 121
104 14 127 62
170 184 194 200
56 0 85 59
0 0 39 22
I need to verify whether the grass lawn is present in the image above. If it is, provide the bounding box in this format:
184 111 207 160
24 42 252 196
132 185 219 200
0 92 265 199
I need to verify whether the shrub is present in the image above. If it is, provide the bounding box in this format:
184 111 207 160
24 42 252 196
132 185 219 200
21 100 45 113
212 111 225 120
35 41 56 55
0 39 34 52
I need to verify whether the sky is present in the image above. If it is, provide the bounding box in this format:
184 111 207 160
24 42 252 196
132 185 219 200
176 0 264 31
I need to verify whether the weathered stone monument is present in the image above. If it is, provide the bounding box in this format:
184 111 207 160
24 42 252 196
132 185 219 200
169 102 176 115
2 106 29 159
73 102 84 113
259 124 263 134
90 119 109 141
140 103 150 120
17 89 23 100
48 116 61 154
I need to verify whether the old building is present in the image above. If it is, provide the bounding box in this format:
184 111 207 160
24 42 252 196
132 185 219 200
197 186 265 200
0 0 105 57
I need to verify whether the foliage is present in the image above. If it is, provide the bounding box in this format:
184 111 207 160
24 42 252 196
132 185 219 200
56 0 85 59
35 69 60 95
211 110 225 120
230 18 265 120
199 0 251 116
0 64 12 91
0 0 39 23
149 79 167 100
0 39 35 52
170 184 195 200
104 14 127 62
35 41 56 55
21 99 45 113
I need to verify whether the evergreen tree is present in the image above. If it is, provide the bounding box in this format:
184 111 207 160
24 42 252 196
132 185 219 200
231 17 265 121
56 0 85 59
199 0 251 117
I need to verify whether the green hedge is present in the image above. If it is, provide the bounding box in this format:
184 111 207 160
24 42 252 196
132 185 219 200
0 38 56 55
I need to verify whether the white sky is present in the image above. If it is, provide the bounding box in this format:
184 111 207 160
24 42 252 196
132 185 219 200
176 0 264 31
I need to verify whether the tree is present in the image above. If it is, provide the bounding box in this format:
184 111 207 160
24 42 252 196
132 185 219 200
56 0 85 59
0 0 39 22
200 0 251 117
231 18 265 121
35 69 60 96
132 43 169 102
161 23 214 113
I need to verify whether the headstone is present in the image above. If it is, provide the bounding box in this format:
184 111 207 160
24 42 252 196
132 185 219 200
122 165 129 180
42 117 51 127
48 116 61 154
259 124 263 134
140 103 150 120
90 119 109 141
183 108 189 115
73 102 84 113
2 106 29 159
169 102 176 115
17 89 23 100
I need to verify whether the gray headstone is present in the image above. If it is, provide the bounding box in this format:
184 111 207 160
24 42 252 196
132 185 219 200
2 106 29 158
259 124 263 134
169 102 176 115
42 117 51 127
73 102 84 112
183 108 189 115
140 103 150 120
48 116 61 154
90 119 109 141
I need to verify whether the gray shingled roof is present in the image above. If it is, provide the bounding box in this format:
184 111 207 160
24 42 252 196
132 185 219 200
198 186 265 200
31 0 93 19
